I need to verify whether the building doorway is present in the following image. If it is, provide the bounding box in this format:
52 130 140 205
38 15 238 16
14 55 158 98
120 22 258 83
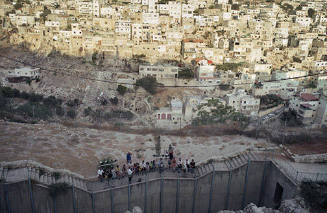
273 183 283 208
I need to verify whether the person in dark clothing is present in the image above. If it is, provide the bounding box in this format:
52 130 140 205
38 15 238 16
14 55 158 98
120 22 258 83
126 152 132 163
190 159 196 173
168 144 174 160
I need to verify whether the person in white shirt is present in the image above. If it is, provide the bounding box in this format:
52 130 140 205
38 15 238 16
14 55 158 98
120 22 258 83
128 168 133 183
97 168 103 182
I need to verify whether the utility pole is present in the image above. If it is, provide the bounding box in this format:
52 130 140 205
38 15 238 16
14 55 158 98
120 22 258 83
179 117 181 131
180 0 183 27
32 105 35 118
282 116 286 145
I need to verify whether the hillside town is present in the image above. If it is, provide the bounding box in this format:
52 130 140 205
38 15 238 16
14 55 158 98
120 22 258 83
0 0 327 130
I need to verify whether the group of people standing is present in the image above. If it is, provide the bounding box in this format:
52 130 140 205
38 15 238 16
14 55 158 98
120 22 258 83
97 145 196 183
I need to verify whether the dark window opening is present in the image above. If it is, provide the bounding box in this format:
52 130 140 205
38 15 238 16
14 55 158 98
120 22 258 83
273 182 283 208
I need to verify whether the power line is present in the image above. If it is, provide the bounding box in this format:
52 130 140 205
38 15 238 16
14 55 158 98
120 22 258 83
0 54 326 88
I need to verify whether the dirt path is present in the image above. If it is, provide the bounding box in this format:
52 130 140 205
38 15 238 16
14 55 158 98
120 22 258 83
0 121 273 177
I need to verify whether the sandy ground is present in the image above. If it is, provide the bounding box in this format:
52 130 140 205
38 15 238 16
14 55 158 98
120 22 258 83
0 121 273 177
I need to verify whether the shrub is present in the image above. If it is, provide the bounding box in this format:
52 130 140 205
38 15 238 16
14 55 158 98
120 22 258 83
300 181 327 210
92 52 97 63
14 2 23 10
67 109 76 119
66 99 80 107
0 87 20 98
231 4 239 10
0 96 7 109
219 84 232 91
308 8 315 18
100 98 108 106
20 91 30 99
117 85 127 96
55 106 64 116
136 76 158 94
17 103 52 120
109 97 118 105
40 6 51 20
178 68 194 79
133 54 145 59
28 93 43 102
84 107 92 116
44 96 61 106
216 63 244 71
52 172 61 180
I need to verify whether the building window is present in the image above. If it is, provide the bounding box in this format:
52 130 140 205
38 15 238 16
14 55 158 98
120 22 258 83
167 114 171 120
161 113 166 119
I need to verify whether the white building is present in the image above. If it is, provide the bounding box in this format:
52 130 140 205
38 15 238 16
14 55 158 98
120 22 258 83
71 23 82 36
296 17 312 27
154 98 184 129
314 61 327 70
168 2 181 19
317 75 327 91
139 64 179 80
78 1 93 15
142 12 159 25
45 21 60 27
8 67 40 78
314 96 327 127
196 60 216 81
115 21 131 35
254 63 272 74
225 89 260 116
272 70 308 81
289 93 319 113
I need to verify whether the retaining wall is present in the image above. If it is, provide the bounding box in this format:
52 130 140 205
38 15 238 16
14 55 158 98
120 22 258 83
0 160 298 213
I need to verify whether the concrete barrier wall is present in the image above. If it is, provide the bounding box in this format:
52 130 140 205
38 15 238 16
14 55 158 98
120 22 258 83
32 183 54 213
0 161 298 213
262 162 297 209
93 190 111 213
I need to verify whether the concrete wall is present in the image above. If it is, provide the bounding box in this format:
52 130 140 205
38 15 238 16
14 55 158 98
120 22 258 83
262 162 297 208
0 161 298 213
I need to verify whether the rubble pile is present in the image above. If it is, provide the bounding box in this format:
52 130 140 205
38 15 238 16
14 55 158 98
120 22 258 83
218 197 309 213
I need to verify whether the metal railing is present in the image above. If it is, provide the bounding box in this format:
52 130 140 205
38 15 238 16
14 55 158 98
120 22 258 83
259 149 327 184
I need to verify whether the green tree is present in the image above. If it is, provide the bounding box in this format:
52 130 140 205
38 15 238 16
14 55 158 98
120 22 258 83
84 107 92 116
92 52 97 64
17 103 52 120
109 97 118 105
136 76 158 94
28 93 43 102
178 68 194 79
55 106 64 116
14 2 23 10
0 96 7 109
0 87 20 98
44 96 61 106
231 4 239 10
67 109 76 119
40 6 51 20
308 8 315 18
117 85 127 96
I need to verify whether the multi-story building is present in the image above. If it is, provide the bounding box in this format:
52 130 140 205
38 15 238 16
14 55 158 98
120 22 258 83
314 96 327 127
289 93 319 114
154 98 184 129
196 60 216 82
225 89 260 116
139 64 179 80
